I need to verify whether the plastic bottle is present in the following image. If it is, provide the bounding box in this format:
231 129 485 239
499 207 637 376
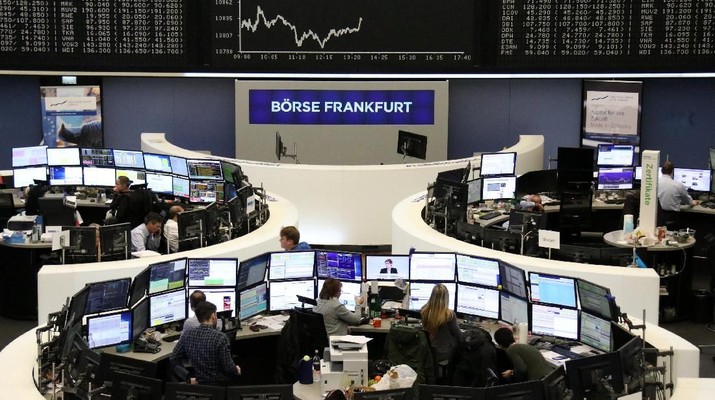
312 349 321 383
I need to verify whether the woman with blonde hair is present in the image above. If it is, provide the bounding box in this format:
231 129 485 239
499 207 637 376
420 283 463 364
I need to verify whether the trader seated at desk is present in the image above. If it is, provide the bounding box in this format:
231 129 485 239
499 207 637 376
494 327 554 383
421 283 463 367
658 160 700 230
182 290 223 338
517 194 544 212
279 226 311 251
314 278 368 336
131 212 162 252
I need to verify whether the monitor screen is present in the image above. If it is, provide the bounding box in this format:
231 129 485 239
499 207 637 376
132 298 149 340
115 169 145 186
319 279 361 309
238 253 269 290
558 147 595 171
456 283 499 319
239 282 268 320
396 130 428 160
480 152 516 177
67 285 90 326
456 254 499 287
466 178 482 204
12 145 48 167
315 251 362 282
673 168 712 191
580 311 612 353
482 176 517 200
408 282 455 311
13 166 47 188
81 148 114 167
145 173 173 195
85 278 132 315
566 352 624 400
129 267 150 308
86 310 132 349
635 166 662 181
268 279 316 312
143 153 172 173
530 303 579 340
597 167 633 190
269 251 315 280
83 167 116 187
47 147 81 166
148 258 187 295
409 252 456 281
596 144 635 166
365 255 409 281
187 159 223 180
149 289 187 328
577 279 613 320
112 149 144 169
188 287 237 318
172 176 190 198
170 155 189 176
188 258 238 287
498 261 527 299
99 223 131 261
499 291 529 326
529 272 577 308
49 166 83 186
189 180 225 203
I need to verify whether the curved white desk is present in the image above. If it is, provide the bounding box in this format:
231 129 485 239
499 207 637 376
36 193 299 325
141 133 544 245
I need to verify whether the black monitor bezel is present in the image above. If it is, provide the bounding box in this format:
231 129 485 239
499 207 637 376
187 257 239 288
397 130 428 160
86 309 133 349
238 281 269 321
84 277 132 316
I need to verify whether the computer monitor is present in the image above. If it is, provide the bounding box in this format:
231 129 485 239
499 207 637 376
579 311 612 353
239 282 268 320
558 147 594 171
47 147 81 166
83 167 116 187
466 178 483 205
143 153 172 173
530 303 579 340
188 287 237 318
315 250 362 282
81 148 114 167
617 334 645 391
364 254 409 281
268 251 315 280
149 289 187 328
203 202 221 237
110 372 164 400
84 277 131 315
565 352 624 400
12 145 48 167
499 291 529 326
485 380 545 400
238 253 269 290
61 226 99 263
116 168 146 186
112 149 145 169
164 381 227 400
95 352 158 384
554 244 602 264
418 384 485 400
172 176 190 199
597 167 634 190
673 167 712 191
356 387 414 400
170 155 189 177
480 152 516 177
482 176 517 201
86 310 132 349
507 209 545 234
408 282 455 311
456 283 499 320
409 252 456 281
456 253 499 287
145 172 173 196
148 258 187 295
12 166 47 188
221 161 243 184
541 366 568 400
268 279 316 312
499 261 528 299
577 279 613 320
528 272 577 308
178 207 207 250
227 384 293 400
187 159 223 180
67 285 90 327
189 180 225 203
188 258 238 287
396 130 428 160
49 166 83 185
132 298 149 341
596 144 635 167
99 223 131 261
318 279 361 309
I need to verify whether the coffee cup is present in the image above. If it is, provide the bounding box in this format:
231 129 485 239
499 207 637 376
373 317 382 328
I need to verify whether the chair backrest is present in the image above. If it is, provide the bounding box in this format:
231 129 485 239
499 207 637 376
384 324 436 385
0 193 15 228
274 308 329 384
292 307 330 355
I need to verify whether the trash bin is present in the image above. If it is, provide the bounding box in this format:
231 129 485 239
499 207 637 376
690 289 713 324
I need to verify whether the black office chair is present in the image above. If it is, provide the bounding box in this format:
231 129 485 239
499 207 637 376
384 324 436 385
38 195 76 227
274 308 329 384
0 193 16 229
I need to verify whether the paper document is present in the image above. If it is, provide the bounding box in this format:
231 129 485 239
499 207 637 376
331 335 372 345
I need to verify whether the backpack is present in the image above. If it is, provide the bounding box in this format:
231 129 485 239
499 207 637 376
449 326 497 387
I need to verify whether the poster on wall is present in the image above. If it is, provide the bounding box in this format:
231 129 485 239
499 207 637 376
40 85 103 148
581 80 642 148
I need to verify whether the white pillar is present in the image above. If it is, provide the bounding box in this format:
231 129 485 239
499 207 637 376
639 150 660 235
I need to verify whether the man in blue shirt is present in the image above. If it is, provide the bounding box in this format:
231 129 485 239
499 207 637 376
130 212 162 252
279 226 311 251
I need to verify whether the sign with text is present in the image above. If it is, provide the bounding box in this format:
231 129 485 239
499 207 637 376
639 150 660 236
581 80 642 147
538 229 560 250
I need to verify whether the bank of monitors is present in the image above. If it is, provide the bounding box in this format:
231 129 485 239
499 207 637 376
315 250 362 282
49 166 83 186
530 303 579 341
480 152 516 177
365 254 409 281
579 311 612 353
47 147 81 166
12 145 48 167
83 167 116 186
466 178 482 204
238 253 269 290
268 279 316 312
189 180 225 204
170 155 189 177
81 148 114 167
187 159 223 180
84 278 131 315
99 223 131 261
673 168 712 192
565 352 624 400
143 153 172 173
482 176 517 201
188 288 237 318
187 258 237 287
528 272 577 308
149 289 187 328
86 310 132 349
597 167 634 190
409 252 456 281
456 254 499 287
116 169 146 186
577 279 613 320
145 172 173 195
13 166 47 188
319 279 361 309
408 282 455 311
112 149 145 169
239 282 268 320
499 261 527 299
456 283 499 319
148 258 187 295
269 251 315 280
596 144 634 167
172 176 190 199
500 292 529 326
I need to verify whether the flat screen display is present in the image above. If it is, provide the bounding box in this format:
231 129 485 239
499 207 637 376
187 159 223 180
480 152 516 177
318 279 361 309
365 255 409 281
143 153 172 173
239 282 268 320
12 145 48 167
173 176 190 198
13 166 47 188
148 258 187 295
47 147 81 166
83 167 116 187
188 287 237 318
673 168 712 192
466 178 482 204
269 251 315 280
112 149 145 169
149 289 187 328
499 261 527 299
596 144 634 166
315 251 362 281
170 155 189 177
189 180 225 203
145 173 173 195
132 298 149 340
580 311 612 353
115 169 145 186
529 272 577 308
86 310 132 349
188 258 238 287
577 279 612 320
530 303 579 340
49 166 83 186
500 291 529 326
84 278 131 315
482 176 517 200
238 253 269 290
409 252 455 281
456 254 499 287
456 283 499 319
268 279 315 312
81 148 114 167
597 167 633 190
408 282 455 311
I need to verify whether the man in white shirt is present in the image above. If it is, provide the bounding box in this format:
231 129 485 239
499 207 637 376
163 205 184 253
657 161 699 229
131 212 163 252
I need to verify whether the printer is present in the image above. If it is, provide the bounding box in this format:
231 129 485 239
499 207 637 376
320 335 369 393
7 215 39 233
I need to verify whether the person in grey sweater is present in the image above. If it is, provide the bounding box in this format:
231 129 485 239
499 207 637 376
314 278 367 336
494 327 554 382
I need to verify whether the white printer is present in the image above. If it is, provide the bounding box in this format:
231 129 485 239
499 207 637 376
320 335 369 393
7 214 39 232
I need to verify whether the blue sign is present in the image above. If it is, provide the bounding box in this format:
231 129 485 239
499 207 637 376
249 89 435 125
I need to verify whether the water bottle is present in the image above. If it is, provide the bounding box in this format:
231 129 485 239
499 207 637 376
31 224 40 243
312 349 321 383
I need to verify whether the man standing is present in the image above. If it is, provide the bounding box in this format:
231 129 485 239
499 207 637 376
171 301 241 386
131 212 163 252
163 205 184 253
278 226 311 251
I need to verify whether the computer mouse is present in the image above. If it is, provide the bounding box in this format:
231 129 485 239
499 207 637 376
249 325 260 332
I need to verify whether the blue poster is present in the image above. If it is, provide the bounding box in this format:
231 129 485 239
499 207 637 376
41 86 103 148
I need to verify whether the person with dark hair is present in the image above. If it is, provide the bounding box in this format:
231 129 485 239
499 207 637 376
379 259 398 274
181 290 223 337
420 283 463 365
171 301 241 386
314 278 367 336
493 327 554 382
658 160 699 229
279 225 311 251
163 205 184 253
106 175 132 224
518 194 544 212
130 211 162 252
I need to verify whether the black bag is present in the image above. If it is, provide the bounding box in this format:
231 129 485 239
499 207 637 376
449 326 497 387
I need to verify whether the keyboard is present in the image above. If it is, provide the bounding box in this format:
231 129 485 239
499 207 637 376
550 344 583 360
479 211 503 220
162 333 181 342
604 198 625 205
701 201 715 209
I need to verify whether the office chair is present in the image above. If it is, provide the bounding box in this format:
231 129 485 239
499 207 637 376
0 193 16 229
38 196 76 227
274 308 329 384
384 324 436 385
